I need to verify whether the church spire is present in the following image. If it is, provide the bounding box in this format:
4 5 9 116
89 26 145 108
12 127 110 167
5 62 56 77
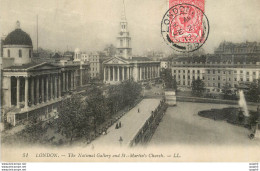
116 0 132 59
121 0 127 21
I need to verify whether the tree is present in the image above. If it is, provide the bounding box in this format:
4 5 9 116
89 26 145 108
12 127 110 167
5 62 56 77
161 68 177 90
246 79 260 102
221 83 236 100
57 95 91 144
191 78 205 97
104 44 117 57
85 87 110 134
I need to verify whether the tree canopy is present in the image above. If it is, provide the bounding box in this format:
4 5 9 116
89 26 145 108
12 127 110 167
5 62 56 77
191 78 205 97
161 68 177 90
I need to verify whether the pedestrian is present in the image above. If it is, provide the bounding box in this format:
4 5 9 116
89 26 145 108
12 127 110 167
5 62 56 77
115 123 119 129
119 136 123 144
119 121 121 128
138 108 140 113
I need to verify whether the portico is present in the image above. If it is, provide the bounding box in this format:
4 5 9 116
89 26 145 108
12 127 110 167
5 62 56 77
103 57 160 84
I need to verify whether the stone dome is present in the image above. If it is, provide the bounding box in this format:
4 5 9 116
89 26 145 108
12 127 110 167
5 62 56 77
3 21 33 46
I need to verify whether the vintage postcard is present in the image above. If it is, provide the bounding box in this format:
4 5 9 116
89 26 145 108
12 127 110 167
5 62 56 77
0 0 260 162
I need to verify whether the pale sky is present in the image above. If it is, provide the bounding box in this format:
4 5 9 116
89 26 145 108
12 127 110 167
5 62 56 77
0 0 260 55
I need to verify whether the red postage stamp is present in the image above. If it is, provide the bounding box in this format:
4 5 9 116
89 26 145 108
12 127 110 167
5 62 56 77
161 0 209 52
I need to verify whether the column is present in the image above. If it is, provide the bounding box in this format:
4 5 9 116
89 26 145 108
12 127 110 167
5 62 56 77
127 66 129 80
54 75 57 99
50 74 53 100
117 67 120 81
70 71 73 90
104 67 106 82
108 67 111 81
63 72 66 92
113 66 115 81
58 74 61 98
24 77 28 109
36 76 39 105
31 77 34 105
46 75 49 101
158 66 160 77
140 67 142 80
16 77 20 108
80 69 83 86
122 67 125 81
66 71 69 91
41 76 44 103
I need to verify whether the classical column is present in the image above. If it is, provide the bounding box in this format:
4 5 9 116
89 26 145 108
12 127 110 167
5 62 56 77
80 69 83 86
16 77 20 108
24 77 28 109
113 66 115 81
108 67 111 81
139 67 142 81
157 66 160 77
36 76 39 105
104 67 106 82
63 72 66 92
30 77 34 106
70 71 73 90
117 67 120 81
66 71 69 91
54 75 57 99
122 67 125 81
127 66 129 80
46 75 49 101
50 74 53 100
41 76 44 103
58 74 61 98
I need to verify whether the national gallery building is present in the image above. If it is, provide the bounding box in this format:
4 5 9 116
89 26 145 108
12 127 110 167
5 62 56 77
1 21 89 125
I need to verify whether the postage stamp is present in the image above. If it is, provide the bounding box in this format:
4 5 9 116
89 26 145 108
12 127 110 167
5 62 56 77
161 0 209 52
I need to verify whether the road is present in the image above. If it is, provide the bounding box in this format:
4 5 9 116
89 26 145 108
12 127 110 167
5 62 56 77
91 99 161 147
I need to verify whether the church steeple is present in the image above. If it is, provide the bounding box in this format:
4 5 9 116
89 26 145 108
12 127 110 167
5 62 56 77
116 0 132 59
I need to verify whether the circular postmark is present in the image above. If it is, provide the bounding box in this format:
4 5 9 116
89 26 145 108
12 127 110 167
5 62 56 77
161 3 209 52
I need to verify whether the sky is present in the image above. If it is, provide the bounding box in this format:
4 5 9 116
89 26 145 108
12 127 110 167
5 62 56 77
0 0 260 55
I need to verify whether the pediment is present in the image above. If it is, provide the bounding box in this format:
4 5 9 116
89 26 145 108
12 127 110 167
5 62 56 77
103 57 129 65
28 63 60 71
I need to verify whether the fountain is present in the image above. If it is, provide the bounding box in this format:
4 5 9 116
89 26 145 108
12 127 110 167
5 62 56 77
238 90 249 117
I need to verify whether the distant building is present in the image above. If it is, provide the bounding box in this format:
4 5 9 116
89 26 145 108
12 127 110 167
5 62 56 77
160 61 169 70
1 21 90 126
214 41 260 56
170 53 260 93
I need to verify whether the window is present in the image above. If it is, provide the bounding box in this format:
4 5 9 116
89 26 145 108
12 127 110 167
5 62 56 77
218 70 220 73
253 72 256 75
208 70 210 74
29 50 32 58
213 83 215 87
188 70 190 73
178 70 181 73
208 77 210 80
247 78 249 81
193 70 195 74
240 71 243 74
197 70 200 74
19 49 22 57
8 49 10 57
178 75 180 79
120 40 123 47
234 78 237 81
188 76 190 79
234 71 237 73
218 76 220 80
183 75 185 79
246 72 249 75
229 71 231 74
240 78 243 81
228 78 231 81
183 70 185 73
174 70 176 73
223 71 226 74
213 70 215 74
213 77 215 80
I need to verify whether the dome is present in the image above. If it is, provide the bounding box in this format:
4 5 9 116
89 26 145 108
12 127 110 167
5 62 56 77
3 21 32 46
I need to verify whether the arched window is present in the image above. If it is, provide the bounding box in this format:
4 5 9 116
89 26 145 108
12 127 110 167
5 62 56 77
19 49 22 57
29 50 32 58
8 49 10 57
